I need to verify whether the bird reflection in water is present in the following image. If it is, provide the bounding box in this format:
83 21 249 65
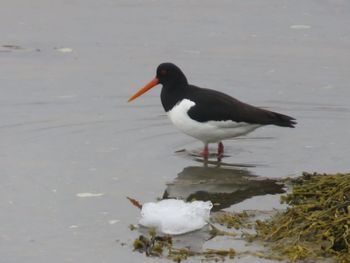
163 164 285 212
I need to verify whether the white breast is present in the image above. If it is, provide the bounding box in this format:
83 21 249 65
167 99 262 143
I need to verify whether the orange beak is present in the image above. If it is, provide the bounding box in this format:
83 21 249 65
128 78 159 102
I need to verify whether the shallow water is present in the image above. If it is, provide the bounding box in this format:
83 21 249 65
1 0 350 262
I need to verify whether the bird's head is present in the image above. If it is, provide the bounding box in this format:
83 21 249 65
156 63 187 86
128 63 187 102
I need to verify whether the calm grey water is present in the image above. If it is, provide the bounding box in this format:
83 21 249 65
1 1 350 262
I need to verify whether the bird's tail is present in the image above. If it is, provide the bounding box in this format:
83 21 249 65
269 111 297 128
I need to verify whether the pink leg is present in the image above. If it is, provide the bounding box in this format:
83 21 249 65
218 142 224 158
201 143 209 158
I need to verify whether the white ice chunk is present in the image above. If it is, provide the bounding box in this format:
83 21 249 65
76 192 104 198
108 219 119 225
139 199 213 235
56 47 73 53
290 25 311 29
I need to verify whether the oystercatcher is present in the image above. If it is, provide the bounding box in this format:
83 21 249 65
128 63 296 158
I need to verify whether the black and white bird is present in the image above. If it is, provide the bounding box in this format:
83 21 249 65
128 63 296 158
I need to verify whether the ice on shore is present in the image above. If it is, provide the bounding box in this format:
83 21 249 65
139 199 213 235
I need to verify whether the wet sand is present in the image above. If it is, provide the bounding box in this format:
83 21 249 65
1 0 350 262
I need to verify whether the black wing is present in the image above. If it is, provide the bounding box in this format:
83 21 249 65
186 85 296 128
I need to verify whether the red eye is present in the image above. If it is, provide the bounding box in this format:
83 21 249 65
161 69 167 75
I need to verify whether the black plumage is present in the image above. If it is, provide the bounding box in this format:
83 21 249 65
129 62 296 158
157 63 296 128
186 85 296 127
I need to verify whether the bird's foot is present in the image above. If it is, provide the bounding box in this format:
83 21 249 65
217 142 224 161
201 144 209 159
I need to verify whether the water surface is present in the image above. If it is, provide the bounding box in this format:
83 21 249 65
1 0 350 262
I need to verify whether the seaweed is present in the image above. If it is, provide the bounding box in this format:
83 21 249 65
133 229 173 257
252 172 350 262
129 172 350 262
127 196 142 209
210 211 250 229
133 228 235 262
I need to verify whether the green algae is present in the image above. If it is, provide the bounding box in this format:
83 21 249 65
132 228 235 262
208 223 238 237
252 172 350 262
131 172 350 262
133 229 173 257
210 211 251 229
128 224 137 231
